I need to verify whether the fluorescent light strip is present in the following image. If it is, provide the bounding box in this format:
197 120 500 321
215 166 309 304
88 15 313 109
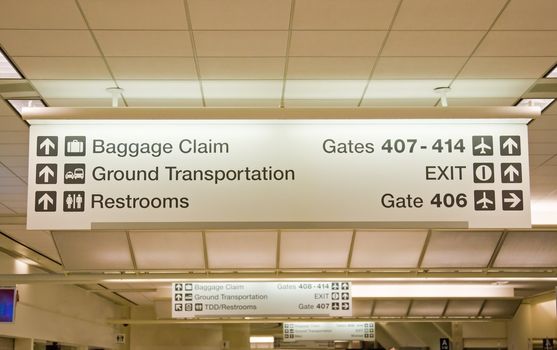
545 64 557 78
7 99 45 114
516 98 554 112
250 337 274 344
0 49 22 79
351 284 514 298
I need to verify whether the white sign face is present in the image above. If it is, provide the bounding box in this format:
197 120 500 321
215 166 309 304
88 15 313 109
275 340 334 349
27 120 530 229
171 282 352 318
283 322 375 342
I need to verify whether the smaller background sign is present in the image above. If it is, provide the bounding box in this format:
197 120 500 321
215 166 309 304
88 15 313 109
283 322 375 342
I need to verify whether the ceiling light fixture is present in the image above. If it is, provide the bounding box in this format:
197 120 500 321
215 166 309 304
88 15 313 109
0 48 22 79
7 99 46 115
544 63 557 78
515 98 555 112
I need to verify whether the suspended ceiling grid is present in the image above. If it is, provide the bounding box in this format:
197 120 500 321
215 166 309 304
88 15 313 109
0 0 557 317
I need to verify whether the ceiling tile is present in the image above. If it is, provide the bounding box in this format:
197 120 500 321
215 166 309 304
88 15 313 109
188 0 291 30
530 130 557 143
129 231 205 270
360 98 437 107
475 31 557 56
203 80 282 100
494 0 557 30
459 57 557 78
13 57 111 80
0 118 28 131
350 230 428 268
372 300 411 317
0 204 14 214
285 80 367 99
79 0 188 29
119 292 152 305
444 300 483 317
205 230 277 269
421 231 501 268
373 57 466 79
289 31 386 57
480 300 521 317
32 80 116 98
293 0 399 30
117 80 202 99
383 31 484 56
408 300 447 317
287 57 374 79
204 99 280 108
95 31 192 57
279 230 352 268
0 131 27 144
364 79 451 99
195 31 288 57
126 98 202 107
447 97 518 106
449 79 535 98
198 58 285 79
107 57 197 79
0 100 17 117
52 230 134 271
0 30 100 56
0 0 86 29
352 300 372 317
393 0 506 30
0 144 28 156
284 99 360 107
0 224 59 262
494 231 557 267
46 98 113 107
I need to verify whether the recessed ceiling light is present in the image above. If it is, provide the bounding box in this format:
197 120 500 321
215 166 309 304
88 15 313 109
7 99 46 115
545 63 557 78
515 98 555 112
0 48 22 79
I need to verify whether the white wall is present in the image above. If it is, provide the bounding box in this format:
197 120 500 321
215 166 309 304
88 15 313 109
0 253 128 349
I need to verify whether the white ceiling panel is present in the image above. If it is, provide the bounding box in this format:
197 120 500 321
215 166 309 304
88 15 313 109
107 57 197 80
493 0 557 30
373 57 466 79
129 231 205 270
0 0 86 29
284 99 360 107
0 131 27 144
459 57 557 79
280 230 352 268
364 80 451 99
293 0 399 30
480 300 521 317
352 300 372 317
0 224 59 262
421 231 502 268
449 79 535 98
203 80 282 100
32 80 116 99
116 80 202 99
408 300 447 317
79 0 188 30
0 204 14 214
195 31 288 57
206 231 277 269
393 0 505 30
52 231 134 271
372 300 411 317
382 31 484 56
350 230 428 268
188 0 291 30
493 231 557 267
118 292 153 305
0 30 100 56
0 144 28 157
289 31 386 57
287 57 374 79
198 58 285 80
444 300 483 317
0 100 16 117
285 80 367 99
447 98 518 107
475 31 557 56
126 98 202 107
95 31 192 57
13 57 111 80
360 98 437 107
46 98 113 107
